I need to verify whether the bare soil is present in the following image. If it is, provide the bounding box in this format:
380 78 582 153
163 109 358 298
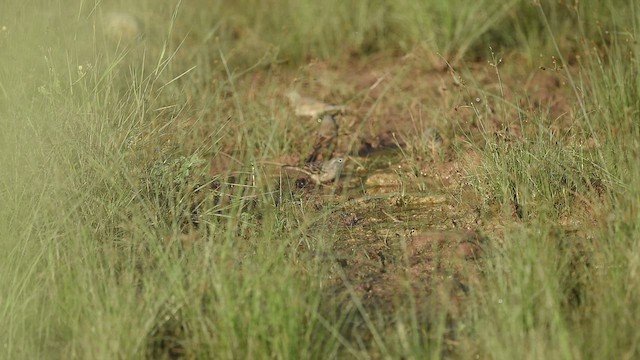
155 51 580 354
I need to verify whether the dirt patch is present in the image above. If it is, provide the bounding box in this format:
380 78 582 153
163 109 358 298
139 50 582 355
239 53 578 352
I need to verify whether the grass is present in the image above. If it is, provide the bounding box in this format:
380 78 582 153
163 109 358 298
2 0 640 358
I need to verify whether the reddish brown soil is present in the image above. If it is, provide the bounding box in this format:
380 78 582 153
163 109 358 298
153 51 579 353
250 52 579 344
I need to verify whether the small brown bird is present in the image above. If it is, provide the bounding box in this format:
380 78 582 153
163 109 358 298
285 91 346 118
283 157 345 184
305 113 339 163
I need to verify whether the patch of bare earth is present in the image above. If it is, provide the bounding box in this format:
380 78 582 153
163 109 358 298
256 52 579 349
147 50 581 354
